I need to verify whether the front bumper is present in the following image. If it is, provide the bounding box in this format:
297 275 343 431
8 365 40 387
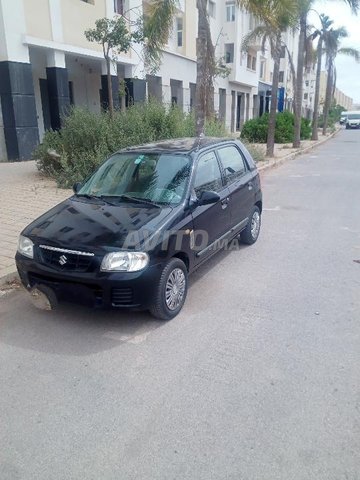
16 253 163 310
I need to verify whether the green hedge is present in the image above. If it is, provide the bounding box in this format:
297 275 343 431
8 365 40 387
240 111 311 144
34 102 227 187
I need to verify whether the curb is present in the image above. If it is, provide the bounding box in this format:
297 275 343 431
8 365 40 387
0 128 340 288
257 128 340 173
0 268 19 288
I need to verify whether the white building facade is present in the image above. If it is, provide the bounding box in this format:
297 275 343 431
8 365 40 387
0 0 300 162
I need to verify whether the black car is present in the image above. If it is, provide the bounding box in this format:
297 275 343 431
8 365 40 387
16 137 262 320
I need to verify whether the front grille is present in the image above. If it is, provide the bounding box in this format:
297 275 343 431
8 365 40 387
111 287 134 306
38 245 93 272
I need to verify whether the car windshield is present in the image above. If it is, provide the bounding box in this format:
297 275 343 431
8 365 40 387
347 114 360 120
78 152 192 205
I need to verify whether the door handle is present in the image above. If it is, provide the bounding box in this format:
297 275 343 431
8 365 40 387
248 182 253 190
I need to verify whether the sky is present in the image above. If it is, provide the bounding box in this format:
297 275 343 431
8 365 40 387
309 0 360 105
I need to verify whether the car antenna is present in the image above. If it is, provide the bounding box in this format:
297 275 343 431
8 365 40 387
196 131 205 151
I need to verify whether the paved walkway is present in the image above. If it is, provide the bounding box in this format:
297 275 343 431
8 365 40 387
0 161 71 281
0 131 336 284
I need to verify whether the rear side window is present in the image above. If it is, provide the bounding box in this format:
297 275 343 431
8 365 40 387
217 145 246 184
194 151 223 197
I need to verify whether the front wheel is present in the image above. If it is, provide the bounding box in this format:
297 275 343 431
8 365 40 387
240 206 261 245
149 258 188 320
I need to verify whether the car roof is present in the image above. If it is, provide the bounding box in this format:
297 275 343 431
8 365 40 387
120 137 234 155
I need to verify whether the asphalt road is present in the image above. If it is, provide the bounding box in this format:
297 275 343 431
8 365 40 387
1 129 360 480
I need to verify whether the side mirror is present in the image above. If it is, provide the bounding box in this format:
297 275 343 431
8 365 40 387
198 190 220 206
73 182 82 194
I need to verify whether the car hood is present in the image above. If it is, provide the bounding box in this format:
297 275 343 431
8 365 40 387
22 197 173 251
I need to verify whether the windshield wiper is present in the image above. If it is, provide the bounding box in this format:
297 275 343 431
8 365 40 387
118 195 161 208
75 193 116 206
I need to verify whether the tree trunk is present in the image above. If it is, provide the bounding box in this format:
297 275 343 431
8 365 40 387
266 38 281 157
293 12 307 148
311 37 323 140
195 0 214 136
322 61 333 136
106 56 114 119
204 8 215 121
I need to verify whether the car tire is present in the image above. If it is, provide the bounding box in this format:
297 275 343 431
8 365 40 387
149 258 188 320
240 206 261 245
346 124 350 129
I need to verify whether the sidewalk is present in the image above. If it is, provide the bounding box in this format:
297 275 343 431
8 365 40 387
0 131 338 285
0 161 71 283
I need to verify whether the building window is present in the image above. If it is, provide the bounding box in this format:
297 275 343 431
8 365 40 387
260 60 266 79
208 1 216 18
305 80 309 87
225 43 234 63
226 2 235 22
279 71 284 83
280 46 286 58
114 0 124 14
247 53 256 71
304 93 308 100
177 17 183 47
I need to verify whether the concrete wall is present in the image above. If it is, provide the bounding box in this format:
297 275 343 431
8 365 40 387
24 0 52 40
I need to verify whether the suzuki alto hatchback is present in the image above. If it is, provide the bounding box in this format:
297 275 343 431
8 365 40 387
16 137 262 320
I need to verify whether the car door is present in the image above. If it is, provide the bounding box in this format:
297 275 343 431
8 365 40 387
191 150 231 265
217 144 255 233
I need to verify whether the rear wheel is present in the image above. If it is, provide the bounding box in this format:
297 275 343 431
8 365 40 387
149 258 188 320
240 206 261 245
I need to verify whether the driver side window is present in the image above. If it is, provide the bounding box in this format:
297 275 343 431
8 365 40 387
194 151 223 198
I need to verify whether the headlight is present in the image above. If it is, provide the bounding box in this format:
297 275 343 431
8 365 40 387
100 251 149 272
17 235 34 259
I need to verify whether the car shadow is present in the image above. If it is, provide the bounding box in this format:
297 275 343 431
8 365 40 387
0 288 165 356
0 239 246 357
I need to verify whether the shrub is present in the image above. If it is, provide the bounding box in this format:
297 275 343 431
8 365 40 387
240 111 312 144
274 111 294 143
300 117 311 140
34 103 226 187
241 140 265 163
240 114 269 143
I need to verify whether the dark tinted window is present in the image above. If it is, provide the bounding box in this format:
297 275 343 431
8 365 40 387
217 145 246 184
194 151 223 197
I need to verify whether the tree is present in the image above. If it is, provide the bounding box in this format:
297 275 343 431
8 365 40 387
238 0 297 156
144 0 217 136
321 27 360 134
293 0 359 148
85 17 141 118
311 14 333 140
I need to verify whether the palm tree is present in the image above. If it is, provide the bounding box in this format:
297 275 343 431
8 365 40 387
321 27 360 134
293 0 359 148
144 0 215 136
238 0 297 156
311 14 333 140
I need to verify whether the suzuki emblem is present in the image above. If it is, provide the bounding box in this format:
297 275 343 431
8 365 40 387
59 255 67 266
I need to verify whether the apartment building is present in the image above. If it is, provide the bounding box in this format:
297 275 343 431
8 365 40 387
0 0 295 162
319 71 353 111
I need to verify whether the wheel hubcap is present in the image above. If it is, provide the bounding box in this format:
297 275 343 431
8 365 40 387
165 268 186 311
251 211 260 239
